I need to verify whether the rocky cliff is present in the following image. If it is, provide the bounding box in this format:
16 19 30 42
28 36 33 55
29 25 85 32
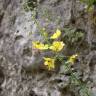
0 0 96 96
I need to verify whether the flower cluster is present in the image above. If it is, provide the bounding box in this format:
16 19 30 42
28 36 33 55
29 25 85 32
32 29 78 70
32 29 65 70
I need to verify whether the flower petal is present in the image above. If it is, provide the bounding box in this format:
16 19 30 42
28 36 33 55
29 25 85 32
50 29 61 39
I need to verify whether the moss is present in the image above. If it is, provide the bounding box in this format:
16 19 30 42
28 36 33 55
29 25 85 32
23 0 38 11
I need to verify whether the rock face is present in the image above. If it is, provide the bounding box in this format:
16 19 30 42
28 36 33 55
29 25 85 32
0 0 96 96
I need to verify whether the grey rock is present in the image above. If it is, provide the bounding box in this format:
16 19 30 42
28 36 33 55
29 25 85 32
0 0 95 96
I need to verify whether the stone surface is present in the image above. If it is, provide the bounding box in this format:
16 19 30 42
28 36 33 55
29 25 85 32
0 0 96 96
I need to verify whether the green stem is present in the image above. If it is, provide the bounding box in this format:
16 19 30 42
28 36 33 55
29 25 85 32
57 55 90 96
32 14 50 44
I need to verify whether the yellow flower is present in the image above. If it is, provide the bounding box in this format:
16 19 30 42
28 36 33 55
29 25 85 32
50 29 61 39
67 54 78 64
32 41 48 50
50 41 65 52
44 57 55 70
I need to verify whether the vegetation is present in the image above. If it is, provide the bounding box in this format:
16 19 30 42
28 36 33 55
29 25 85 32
62 28 84 46
23 0 92 96
80 0 96 26
32 27 90 96
23 0 38 11
80 0 96 9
